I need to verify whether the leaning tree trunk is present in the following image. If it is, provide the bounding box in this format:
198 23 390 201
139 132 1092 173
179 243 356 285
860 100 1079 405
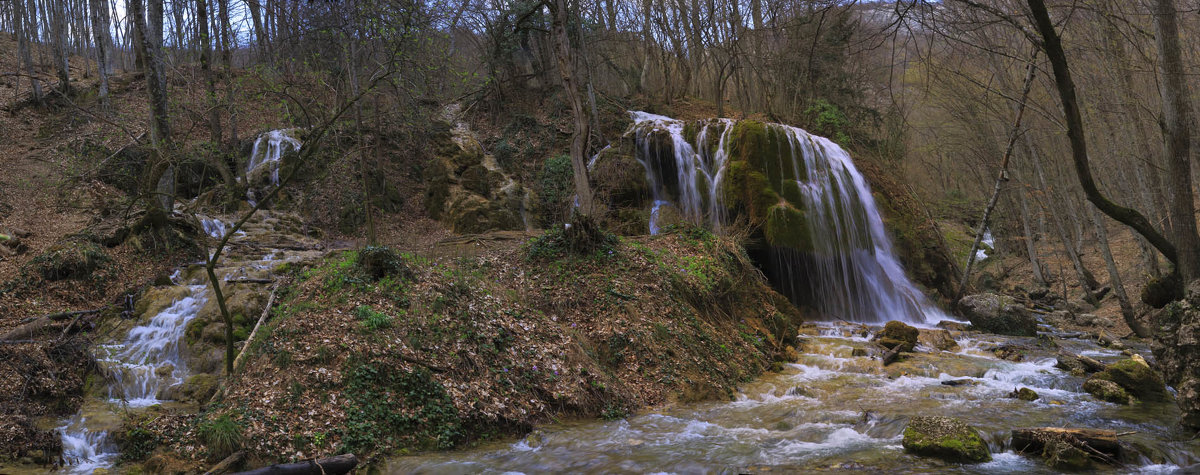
49 0 71 95
549 0 595 217
1026 0 1179 274
131 0 174 211
1089 207 1149 337
957 52 1037 301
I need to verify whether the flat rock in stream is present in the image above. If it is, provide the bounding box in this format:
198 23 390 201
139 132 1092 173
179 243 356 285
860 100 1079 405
901 416 991 463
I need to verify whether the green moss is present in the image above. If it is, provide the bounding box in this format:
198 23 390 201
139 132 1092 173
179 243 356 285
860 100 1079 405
196 413 244 460
1083 378 1131 404
1098 359 1168 402
764 203 813 251
901 416 991 463
340 363 463 454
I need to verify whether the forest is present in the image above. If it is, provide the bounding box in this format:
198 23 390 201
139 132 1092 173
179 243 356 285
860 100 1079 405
1 0 1199 472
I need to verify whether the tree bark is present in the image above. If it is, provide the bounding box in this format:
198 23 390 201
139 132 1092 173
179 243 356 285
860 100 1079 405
245 0 267 56
1151 0 1200 282
12 0 42 101
49 0 71 95
1088 207 1149 337
131 0 174 210
548 0 594 216
1011 427 1120 461
1025 0 1179 270
89 0 113 102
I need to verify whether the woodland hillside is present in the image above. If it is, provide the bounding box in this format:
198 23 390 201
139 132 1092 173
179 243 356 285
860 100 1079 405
2 0 1200 473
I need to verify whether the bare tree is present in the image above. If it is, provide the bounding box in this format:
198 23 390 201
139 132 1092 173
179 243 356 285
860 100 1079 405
548 0 595 216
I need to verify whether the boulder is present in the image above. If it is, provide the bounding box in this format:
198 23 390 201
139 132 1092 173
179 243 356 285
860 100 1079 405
1055 352 1105 376
1083 379 1131 405
957 293 1037 336
874 321 919 352
1008 387 1039 401
1091 359 1167 402
918 329 959 352
901 416 991 463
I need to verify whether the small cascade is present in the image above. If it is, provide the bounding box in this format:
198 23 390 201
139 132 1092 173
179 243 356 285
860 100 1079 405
975 229 994 262
629 112 948 325
246 129 302 205
200 217 227 239
58 285 209 472
101 285 209 406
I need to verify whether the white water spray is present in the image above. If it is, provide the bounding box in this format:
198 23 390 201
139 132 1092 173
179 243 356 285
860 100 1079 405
630 112 948 325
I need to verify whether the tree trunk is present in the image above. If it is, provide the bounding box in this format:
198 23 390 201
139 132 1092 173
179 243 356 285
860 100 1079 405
1089 207 1149 337
12 0 42 102
1026 0 1178 271
958 53 1036 301
1028 136 1099 302
196 0 221 143
49 0 71 95
549 0 594 217
1151 0 1200 282
131 0 173 210
89 0 112 102
1013 170 1046 285
245 0 267 56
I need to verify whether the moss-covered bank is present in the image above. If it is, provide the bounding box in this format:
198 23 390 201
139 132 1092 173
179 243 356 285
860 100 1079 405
137 226 801 468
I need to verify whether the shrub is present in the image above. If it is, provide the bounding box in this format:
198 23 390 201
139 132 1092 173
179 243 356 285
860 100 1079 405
196 413 244 460
354 305 393 331
536 154 573 226
356 245 410 281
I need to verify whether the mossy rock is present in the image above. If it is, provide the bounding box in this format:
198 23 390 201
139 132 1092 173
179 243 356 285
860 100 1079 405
1083 378 1131 404
449 136 484 173
764 203 813 251
180 373 219 404
1009 387 1039 401
875 321 919 352
447 194 520 234
592 142 651 209
1093 359 1167 402
1142 272 1181 309
27 235 109 281
901 416 991 463
423 159 451 219
460 165 491 196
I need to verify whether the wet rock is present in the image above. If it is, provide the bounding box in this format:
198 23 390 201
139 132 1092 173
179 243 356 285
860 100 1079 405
1007 387 1039 401
1055 352 1105 376
991 344 1030 362
1094 330 1125 350
850 348 868 357
180 373 219 404
957 293 1037 336
786 386 811 397
1083 379 1131 405
1090 359 1167 402
874 321 918 352
1028 286 1051 301
901 416 991 463
941 379 979 387
917 329 959 352
935 321 969 332
1153 295 1200 428
1041 310 1073 328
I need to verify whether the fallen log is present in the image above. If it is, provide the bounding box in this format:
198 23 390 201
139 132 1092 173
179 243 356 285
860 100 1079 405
227 278 275 284
203 450 245 475
1011 427 1120 464
231 454 358 475
2 309 101 342
233 285 279 370
882 345 902 366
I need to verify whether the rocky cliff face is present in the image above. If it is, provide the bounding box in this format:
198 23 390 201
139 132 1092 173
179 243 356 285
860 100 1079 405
1153 281 1200 428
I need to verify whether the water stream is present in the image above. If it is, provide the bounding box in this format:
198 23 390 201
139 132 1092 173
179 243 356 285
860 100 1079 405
57 129 313 473
389 323 1198 473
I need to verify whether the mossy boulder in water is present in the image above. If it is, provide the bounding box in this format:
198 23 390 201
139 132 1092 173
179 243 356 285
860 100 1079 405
874 321 919 352
901 416 991 463
1087 359 1167 403
1083 379 1132 405
957 293 1036 336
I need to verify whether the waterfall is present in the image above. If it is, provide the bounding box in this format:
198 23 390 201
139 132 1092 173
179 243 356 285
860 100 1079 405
246 129 302 205
59 286 209 472
630 112 948 325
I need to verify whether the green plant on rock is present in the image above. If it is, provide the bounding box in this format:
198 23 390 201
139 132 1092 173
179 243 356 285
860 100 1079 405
536 154 573 226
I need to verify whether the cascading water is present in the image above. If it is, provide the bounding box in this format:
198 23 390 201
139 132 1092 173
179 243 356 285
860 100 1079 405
630 112 948 325
246 129 302 205
58 285 209 472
